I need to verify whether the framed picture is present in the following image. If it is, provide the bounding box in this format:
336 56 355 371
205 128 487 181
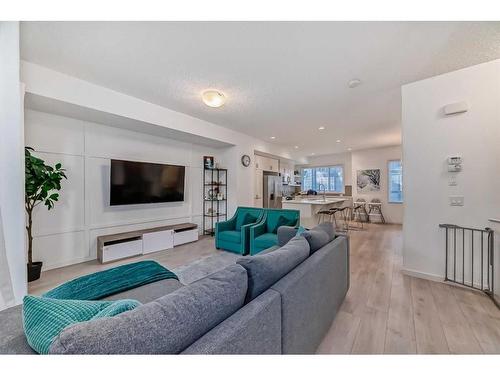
203 156 214 169
357 169 381 193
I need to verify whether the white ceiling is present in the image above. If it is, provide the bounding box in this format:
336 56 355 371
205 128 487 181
20 21 500 157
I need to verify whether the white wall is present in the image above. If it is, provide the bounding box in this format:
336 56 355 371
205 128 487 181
25 109 227 270
297 146 403 224
0 22 26 309
402 60 500 281
351 146 403 224
21 61 306 220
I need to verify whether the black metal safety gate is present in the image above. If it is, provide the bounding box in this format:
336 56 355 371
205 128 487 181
439 224 498 308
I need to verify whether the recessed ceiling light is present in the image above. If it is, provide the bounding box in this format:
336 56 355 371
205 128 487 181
202 90 226 108
347 147 352 151
270 136 276 140
348 79 362 88
294 146 299 149
311 153 315 156
336 139 341 143
318 126 325 130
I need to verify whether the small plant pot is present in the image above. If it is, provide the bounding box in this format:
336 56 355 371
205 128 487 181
27 261 43 282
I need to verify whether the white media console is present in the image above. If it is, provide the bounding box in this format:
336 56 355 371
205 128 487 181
97 223 198 263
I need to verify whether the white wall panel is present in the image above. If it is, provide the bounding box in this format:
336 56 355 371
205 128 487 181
24 109 225 270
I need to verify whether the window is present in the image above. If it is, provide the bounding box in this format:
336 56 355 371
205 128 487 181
301 165 344 193
388 160 403 203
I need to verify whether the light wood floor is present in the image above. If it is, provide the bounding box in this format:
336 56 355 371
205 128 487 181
317 223 500 354
29 224 500 354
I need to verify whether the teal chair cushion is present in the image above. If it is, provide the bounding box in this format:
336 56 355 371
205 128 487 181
235 212 258 231
23 295 140 354
218 230 242 244
254 232 278 249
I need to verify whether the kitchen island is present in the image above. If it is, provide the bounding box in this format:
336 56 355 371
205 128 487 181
282 197 349 228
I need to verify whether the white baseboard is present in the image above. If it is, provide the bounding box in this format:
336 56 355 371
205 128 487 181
401 268 444 283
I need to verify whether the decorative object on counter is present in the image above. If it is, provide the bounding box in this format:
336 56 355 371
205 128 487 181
217 192 224 201
25 147 67 282
357 169 380 193
241 154 251 167
203 156 214 169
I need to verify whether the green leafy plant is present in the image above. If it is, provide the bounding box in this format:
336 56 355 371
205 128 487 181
25 147 67 266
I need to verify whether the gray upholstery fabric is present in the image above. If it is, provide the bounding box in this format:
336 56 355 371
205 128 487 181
258 245 280 255
271 235 349 354
315 222 335 241
0 278 184 354
0 304 35 354
105 278 183 304
237 236 309 302
301 222 335 253
49 264 248 354
277 226 298 247
182 289 282 354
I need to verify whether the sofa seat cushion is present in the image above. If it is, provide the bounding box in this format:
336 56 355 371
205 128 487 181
253 233 278 249
49 264 248 354
237 236 310 302
218 230 242 244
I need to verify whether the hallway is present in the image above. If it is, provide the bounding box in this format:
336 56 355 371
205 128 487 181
318 224 500 354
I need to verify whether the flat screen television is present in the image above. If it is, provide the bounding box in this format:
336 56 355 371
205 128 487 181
110 159 185 205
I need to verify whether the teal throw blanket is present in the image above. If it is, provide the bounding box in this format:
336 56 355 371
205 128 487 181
23 296 140 354
43 260 178 300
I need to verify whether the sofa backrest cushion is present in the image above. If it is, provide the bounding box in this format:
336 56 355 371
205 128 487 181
237 236 309 302
49 264 248 354
301 222 335 254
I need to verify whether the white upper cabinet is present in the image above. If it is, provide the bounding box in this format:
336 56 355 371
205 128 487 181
254 154 279 172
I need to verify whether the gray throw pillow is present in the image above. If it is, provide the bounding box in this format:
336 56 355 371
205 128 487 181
49 264 248 354
301 222 335 253
237 236 310 302
277 225 299 247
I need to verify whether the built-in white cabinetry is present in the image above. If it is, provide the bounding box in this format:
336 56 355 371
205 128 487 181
254 154 279 172
97 223 198 263
280 160 294 184
142 229 174 254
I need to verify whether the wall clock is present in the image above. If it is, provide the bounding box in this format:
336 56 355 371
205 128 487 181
241 154 251 167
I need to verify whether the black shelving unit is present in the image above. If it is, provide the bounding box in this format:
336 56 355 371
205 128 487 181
203 168 227 236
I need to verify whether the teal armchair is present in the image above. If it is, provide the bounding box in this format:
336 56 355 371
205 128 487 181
249 208 300 255
215 207 264 255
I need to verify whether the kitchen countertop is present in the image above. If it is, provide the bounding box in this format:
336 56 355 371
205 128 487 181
282 198 347 205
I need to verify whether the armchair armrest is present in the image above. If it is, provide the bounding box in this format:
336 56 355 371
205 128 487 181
215 213 237 236
249 219 267 239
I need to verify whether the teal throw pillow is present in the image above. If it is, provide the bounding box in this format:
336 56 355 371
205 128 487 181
273 215 296 234
236 213 256 230
295 226 306 237
23 295 140 354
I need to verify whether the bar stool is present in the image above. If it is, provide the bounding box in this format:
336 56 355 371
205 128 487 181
317 208 339 227
352 198 368 227
368 198 386 224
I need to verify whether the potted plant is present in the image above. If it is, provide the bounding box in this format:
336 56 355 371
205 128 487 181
25 147 67 282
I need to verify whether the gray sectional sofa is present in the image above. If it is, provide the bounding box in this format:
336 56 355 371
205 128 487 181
0 224 349 354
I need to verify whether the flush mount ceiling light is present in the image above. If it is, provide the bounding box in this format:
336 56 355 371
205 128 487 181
348 79 362 88
294 145 299 149
318 126 325 130
270 136 276 140
336 139 341 143
347 147 352 151
202 90 226 108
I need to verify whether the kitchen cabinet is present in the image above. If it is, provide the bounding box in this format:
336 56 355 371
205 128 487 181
254 154 279 172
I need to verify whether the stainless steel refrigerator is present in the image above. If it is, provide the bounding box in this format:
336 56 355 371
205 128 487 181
263 173 283 209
